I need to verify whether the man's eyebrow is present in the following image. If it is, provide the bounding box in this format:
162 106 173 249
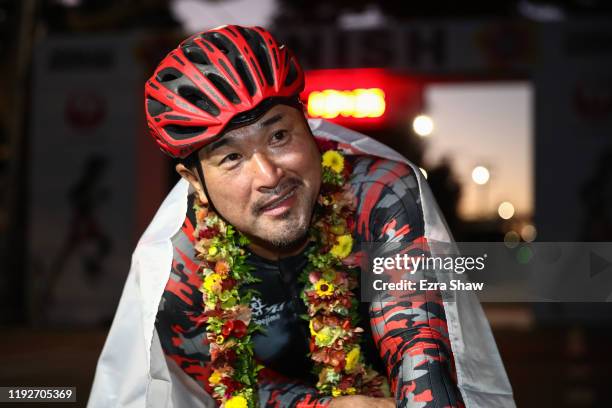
258 113 284 129
205 136 234 155
205 113 285 154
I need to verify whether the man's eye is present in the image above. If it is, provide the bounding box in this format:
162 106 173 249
271 130 288 143
221 153 241 164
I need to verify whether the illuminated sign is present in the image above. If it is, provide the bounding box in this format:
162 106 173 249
302 68 423 127
307 88 386 119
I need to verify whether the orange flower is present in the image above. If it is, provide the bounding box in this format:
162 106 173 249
215 260 230 277
196 206 209 222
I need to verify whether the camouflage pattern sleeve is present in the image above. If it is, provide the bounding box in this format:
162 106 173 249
154 215 216 396
257 369 332 408
350 157 464 407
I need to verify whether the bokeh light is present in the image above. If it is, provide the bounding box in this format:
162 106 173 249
521 224 537 242
498 201 515 219
517 245 533 264
504 230 520 248
412 114 434 136
471 166 490 185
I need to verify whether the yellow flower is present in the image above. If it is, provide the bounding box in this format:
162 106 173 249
314 279 334 297
309 320 317 336
330 234 353 259
208 246 218 256
345 346 361 372
314 327 333 346
216 335 225 344
209 370 222 385
203 273 223 294
225 395 248 408
331 386 356 397
322 150 344 173
310 321 340 346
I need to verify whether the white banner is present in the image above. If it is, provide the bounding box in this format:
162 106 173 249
28 35 141 325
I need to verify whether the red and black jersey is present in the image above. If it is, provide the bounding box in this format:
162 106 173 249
155 155 464 407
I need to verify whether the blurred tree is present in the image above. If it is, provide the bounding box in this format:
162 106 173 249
426 156 461 234
366 123 426 168
365 124 461 235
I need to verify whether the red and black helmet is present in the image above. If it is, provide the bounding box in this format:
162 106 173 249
144 25 305 159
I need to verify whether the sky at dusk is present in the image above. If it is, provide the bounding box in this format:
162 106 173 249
424 83 533 220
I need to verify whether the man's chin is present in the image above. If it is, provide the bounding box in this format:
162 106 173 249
251 219 309 250
263 227 309 250
247 200 314 251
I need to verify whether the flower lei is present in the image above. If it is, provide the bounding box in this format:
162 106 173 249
193 142 387 408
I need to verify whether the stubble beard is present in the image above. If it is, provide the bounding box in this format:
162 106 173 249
267 209 311 249
253 195 313 250
247 176 317 250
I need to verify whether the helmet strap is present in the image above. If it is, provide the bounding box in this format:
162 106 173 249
186 154 226 223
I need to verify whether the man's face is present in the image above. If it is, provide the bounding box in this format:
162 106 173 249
192 104 322 250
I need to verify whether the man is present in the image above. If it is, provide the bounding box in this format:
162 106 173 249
88 25 514 408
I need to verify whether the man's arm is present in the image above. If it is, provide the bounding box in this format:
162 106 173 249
351 158 463 407
369 289 462 407
257 369 332 408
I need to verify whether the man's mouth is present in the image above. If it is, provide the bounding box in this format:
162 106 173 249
259 186 298 216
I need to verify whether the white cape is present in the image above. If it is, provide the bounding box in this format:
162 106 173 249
87 119 515 408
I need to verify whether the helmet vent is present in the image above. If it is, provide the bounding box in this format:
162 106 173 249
272 48 279 70
164 125 208 140
146 98 170 117
235 58 256 97
253 44 273 86
284 59 298 86
218 59 238 85
178 85 221 116
204 32 231 54
237 27 274 87
182 45 210 66
156 67 183 83
250 32 274 87
236 26 252 41
207 73 240 104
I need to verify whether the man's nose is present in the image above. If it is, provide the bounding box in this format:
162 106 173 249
250 152 284 191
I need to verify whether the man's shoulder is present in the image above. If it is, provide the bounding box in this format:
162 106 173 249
347 155 424 241
348 155 420 197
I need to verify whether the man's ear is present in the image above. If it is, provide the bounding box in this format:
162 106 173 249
175 162 208 205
